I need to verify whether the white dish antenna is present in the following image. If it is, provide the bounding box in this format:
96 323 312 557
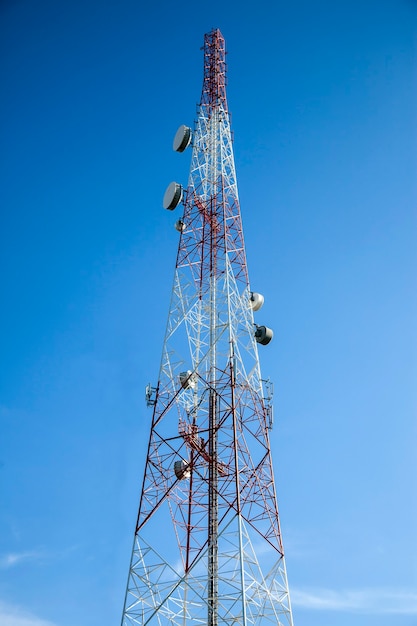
163 181 183 210
173 125 192 152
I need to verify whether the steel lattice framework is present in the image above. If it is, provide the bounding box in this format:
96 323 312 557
120 28 294 626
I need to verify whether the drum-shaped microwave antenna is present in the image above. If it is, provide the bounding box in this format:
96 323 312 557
250 292 264 311
174 459 191 480
175 219 186 232
163 182 183 210
254 325 273 345
173 125 192 152
179 370 197 389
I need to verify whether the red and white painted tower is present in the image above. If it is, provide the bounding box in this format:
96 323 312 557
120 29 294 626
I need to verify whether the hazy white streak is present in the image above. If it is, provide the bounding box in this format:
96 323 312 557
0 601 58 626
291 587 417 615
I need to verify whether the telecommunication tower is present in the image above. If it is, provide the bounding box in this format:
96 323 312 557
120 29 294 626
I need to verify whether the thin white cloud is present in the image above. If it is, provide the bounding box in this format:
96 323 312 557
291 587 417 615
0 601 57 626
0 552 42 569
0 545 80 570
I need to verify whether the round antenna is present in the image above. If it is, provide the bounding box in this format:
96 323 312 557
175 219 186 232
174 459 191 480
163 182 183 210
250 292 264 311
173 125 192 152
179 370 197 390
255 325 273 345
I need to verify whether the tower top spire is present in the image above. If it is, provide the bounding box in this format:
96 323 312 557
201 28 228 113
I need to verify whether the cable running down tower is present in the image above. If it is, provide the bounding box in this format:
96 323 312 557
120 28 294 626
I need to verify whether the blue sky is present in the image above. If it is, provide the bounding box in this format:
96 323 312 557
1 1 416 625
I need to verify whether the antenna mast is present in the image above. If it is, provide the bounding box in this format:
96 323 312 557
120 29 294 626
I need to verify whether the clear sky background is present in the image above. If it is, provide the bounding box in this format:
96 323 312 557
1 1 416 625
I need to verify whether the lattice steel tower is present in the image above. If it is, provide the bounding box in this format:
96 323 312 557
120 28 294 626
